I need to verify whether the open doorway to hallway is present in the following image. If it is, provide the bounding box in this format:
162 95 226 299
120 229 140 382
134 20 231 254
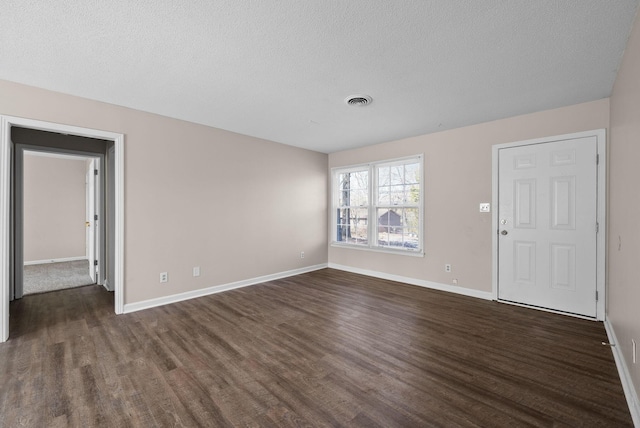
11 127 108 301
1 115 125 342
22 151 100 295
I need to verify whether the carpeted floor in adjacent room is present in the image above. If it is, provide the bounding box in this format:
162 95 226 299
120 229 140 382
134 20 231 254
23 260 95 295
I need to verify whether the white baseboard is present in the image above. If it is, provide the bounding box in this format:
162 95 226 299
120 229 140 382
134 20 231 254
103 278 113 292
604 319 640 427
24 256 87 266
327 263 493 301
123 263 328 314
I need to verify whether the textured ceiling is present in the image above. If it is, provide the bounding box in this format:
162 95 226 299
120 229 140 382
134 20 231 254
1 1 638 153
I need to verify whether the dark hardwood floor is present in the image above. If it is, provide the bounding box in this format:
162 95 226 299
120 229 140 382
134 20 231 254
0 268 632 427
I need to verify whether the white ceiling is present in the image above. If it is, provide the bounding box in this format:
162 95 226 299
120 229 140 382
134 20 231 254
1 1 638 153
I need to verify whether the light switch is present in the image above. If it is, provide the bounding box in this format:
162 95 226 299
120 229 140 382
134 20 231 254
479 203 491 213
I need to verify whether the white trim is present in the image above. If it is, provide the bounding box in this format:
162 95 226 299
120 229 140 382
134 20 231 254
328 263 493 301
24 256 87 266
86 158 97 283
497 299 596 321
0 115 125 342
113 134 124 314
596 130 607 321
330 242 424 257
24 150 94 161
604 319 640 426
0 117 10 342
491 129 606 321
123 264 328 314
330 154 424 172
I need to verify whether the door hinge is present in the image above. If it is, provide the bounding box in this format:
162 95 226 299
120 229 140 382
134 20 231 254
94 169 98 175
94 260 98 266
94 214 98 221
596 222 599 233
596 291 599 301
596 154 600 165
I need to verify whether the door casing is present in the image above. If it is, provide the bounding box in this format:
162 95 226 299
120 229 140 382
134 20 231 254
15 148 103 298
491 129 606 320
0 115 124 342
86 157 98 284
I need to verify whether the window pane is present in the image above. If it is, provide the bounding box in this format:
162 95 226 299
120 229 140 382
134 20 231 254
352 189 368 206
374 159 422 251
377 208 400 247
338 189 348 206
338 171 369 190
338 173 351 190
336 208 368 244
377 162 420 207
337 209 347 224
350 171 368 189
378 209 390 226
407 184 420 204
403 208 420 249
405 163 420 184
378 187 390 205
350 208 368 244
390 166 404 185
387 229 405 248
378 167 390 187
404 208 419 230
339 170 369 207
390 185 404 205
376 207 420 250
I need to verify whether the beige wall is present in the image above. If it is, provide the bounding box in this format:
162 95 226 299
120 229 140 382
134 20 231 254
0 79 328 304
329 99 610 293
609 7 640 405
23 154 87 262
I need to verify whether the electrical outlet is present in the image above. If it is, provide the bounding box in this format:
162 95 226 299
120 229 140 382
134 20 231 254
633 339 637 364
479 203 491 212
160 272 168 283
445 264 452 273
300 251 305 259
452 278 458 285
193 267 200 277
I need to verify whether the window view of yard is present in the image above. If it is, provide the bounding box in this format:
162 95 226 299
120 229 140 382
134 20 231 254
335 158 421 252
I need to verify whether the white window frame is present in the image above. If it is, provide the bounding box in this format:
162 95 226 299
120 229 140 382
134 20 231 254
331 155 424 256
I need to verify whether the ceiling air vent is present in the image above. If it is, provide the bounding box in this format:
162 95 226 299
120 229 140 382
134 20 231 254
345 94 372 107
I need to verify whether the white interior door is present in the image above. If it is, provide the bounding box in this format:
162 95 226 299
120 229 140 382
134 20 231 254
86 159 96 283
497 136 598 317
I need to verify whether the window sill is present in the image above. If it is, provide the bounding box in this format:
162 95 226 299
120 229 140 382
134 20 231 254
330 242 425 257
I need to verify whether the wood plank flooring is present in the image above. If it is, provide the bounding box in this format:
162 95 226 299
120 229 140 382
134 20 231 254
0 268 632 427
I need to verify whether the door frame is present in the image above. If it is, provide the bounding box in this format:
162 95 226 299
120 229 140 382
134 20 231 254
86 157 98 283
15 149 103 297
491 129 606 320
0 115 125 342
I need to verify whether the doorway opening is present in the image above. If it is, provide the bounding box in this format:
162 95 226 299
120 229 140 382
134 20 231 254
22 150 101 295
0 116 124 342
13 128 108 300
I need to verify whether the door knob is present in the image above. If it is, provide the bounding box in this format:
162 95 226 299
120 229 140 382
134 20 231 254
500 230 508 235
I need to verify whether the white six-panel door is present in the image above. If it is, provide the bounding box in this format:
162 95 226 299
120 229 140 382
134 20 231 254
497 136 598 317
